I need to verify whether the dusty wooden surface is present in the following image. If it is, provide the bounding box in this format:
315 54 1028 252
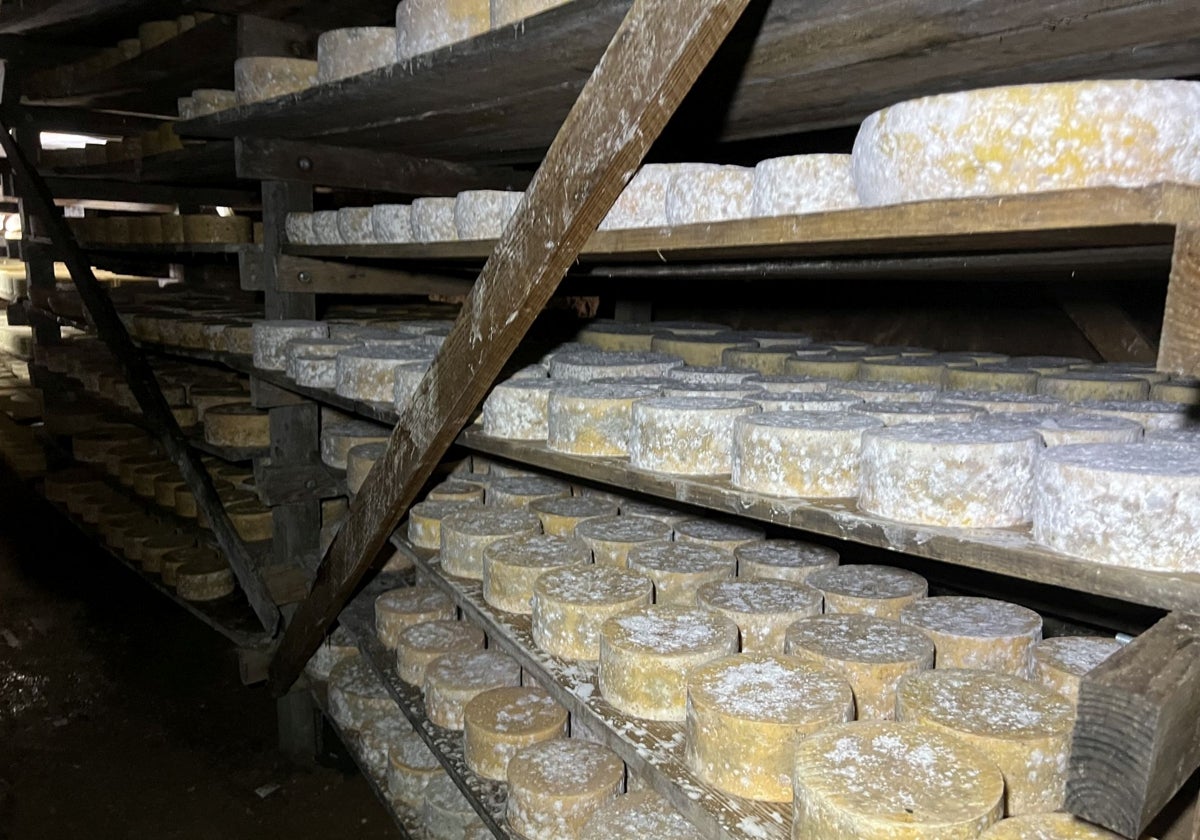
1160 225 1200 378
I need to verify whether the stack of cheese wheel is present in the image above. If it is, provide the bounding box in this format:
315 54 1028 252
481 378 557 439
328 655 393 732
575 515 672 567
698 578 822 652
631 397 759 475
581 790 705 840
627 541 734 605
1031 636 1122 706
374 586 454 649
529 495 617 536
423 649 521 729
532 565 654 660
440 508 541 579
547 383 660 456
735 539 840 582
482 533 589 613
462 685 567 780
807 564 928 619
396 620 485 686
387 730 444 809
900 596 1042 677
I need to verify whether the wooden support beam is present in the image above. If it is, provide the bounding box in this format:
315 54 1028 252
267 0 755 693
44 177 259 209
1067 612 1200 838
235 137 530 194
275 254 474 297
1160 225 1200 376
1061 298 1158 363
261 180 314 319
0 105 280 636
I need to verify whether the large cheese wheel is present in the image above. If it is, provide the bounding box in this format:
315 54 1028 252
686 653 853 801
1033 443 1200 572
375 587 455 649
735 539 839 582
664 165 754 225
630 397 759 475
979 411 1143 447
531 565 652 660
1072 399 1187 432
462 686 567 780
858 358 948 387
407 499 480 549
581 790 705 839
305 626 358 682
598 604 738 720
627 542 734 605
328 655 393 732
547 382 661 456
751 154 858 216
733 410 883 497
482 533 589 613
784 614 934 720
204 404 269 448
1033 636 1123 708
395 619 485 686
423 649 521 730
697 579 822 652
486 475 570 510
395 0 489 61
807 564 928 619
528 495 617 536
900 596 1042 677
233 57 317 105
673 518 764 552
577 321 657 352
422 775 477 840
251 320 327 370
321 420 390 470
440 508 541 579
506 739 624 840
650 334 756 368
335 346 431 403
852 81 1200 205
175 554 235 601
386 730 444 808
860 424 1041 527
599 163 711 230
453 189 523 239
896 669 1074 815
853 401 982 426
316 26 395 83
1037 372 1149 402
946 365 1040 394
481 378 556 439
979 813 1125 839
549 350 680 381
792 721 1005 839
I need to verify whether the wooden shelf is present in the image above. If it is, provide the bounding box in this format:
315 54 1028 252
457 429 1200 616
177 0 1200 163
84 242 256 256
41 143 239 187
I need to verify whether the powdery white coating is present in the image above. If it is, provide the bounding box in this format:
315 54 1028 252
896 669 1074 815
371 204 414 243
581 789 705 839
627 541 735 605
481 378 557 439
1032 636 1122 705
233 57 317 105
409 197 459 242
667 364 757 385
311 211 342 244
336 207 376 244
751 154 859 217
462 686 567 780
630 397 759 476
937 390 1064 414
674 519 764 552
662 382 763 400
422 774 476 840
327 655 393 732
506 739 625 840
532 565 654 660
529 494 618 536
316 27 396 84
374 586 454 649
482 533 590 613
978 410 1144 447
490 0 572 28
395 619 485 686
832 381 941 403
320 419 390 469
860 423 1042 527
549 350 681 381
1033 442 1200 572
305 625 357 681
751 392 864 413
650 334 757 368
453 189 523 239
1070 399 1189 432
598 604 739 721
793 720 1004 838
733 410 884 498
852 81 1200 206
423 649 521 730
978 812 1125 839
697 579 822 652
900 596 1043 678
807 565 928 619
439 508 541 579
407 499 480 548
386 730 443 808
575 514 672 567
251 320 328 370
547 382 661 456
288 355 351 389
357 714 414 778
395 0 490 61
599 163 716 230
665 165 755 225
736 539 840 582
334 345 432 402
1037 372 1150 402
284 212 315 244
486 475 570 511
946 366 1040 394
853 401 982 426
785 614 935 720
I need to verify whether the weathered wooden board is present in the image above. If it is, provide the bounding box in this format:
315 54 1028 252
43 143 238 187
1160 226 1200 378
275 255 473 298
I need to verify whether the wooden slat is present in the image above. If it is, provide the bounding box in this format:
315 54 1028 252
268 0 757 694
275 254 474 297
1159 225 1200 377
1067 612 1200 838
1060 298 1158 363
44 142 238 187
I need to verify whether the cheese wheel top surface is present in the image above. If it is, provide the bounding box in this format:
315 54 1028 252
602 604 737 656
786 614 936 664
689 652 851 723
807 564 928 600
534 565 654 604
900 596 1042 640
898 669 1074 741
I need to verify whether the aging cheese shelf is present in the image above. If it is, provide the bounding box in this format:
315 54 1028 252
40 143 239 187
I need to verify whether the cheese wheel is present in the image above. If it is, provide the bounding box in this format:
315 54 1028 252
630 397 758 475
422 775 477 840
807 565 927 619
784 352 863 381
854 81 1200 205
453 189 523 239
896 669 1074 815
486 475 570 510
204 404 269 448
462 686 567 780
577 322 656 352
1152 379 1200 404
409 197 459 242
697 579 822 652
859 358 947 387
547 382 660 456
407 499 481 549
507 739 624 840
832 381 941 404
549 350 680 381
305 626 358 681
946 365 1040 394
234 57 317 105
686 653 853 801
533 565 654 661
977 411 1143 447
392 359 431 408
423 649 521 730
735 539 840 582
386 730 444 808
320 420 390 470
937 390 1063 414
667 364 757 385
346 442 386 494
192 88 237 116
130 530 190 571
375 587 455 649
491 0 571 26
225 499 272 542
528 495 618 536
722 345 806 375
650 334 756 368
1033 443 1200 572
784 614 934 719
979 813 1124 839
853 401 982 426
252 320 328 370
664 165 754 225
285 212 315 245
599 163 713 230
899 596 1042 677
395 0 489 61
426 479 485 505
482 533 589 613
309 210 341 244
328 655 393 732
627 542 734 605
1037 372 1149 402
569 515 668 568
733 410 884 497
581 790 705 839
335 346 431 403
616 498 689 527
316 27 395 83
334 207 374 245
792 720 1005 839
481 378 556 439
662 381 763 400
1071 399 1186 432
395 620 485 686
599 604 738 720
1031 636 1122 705
751 154 858 216
860 424 1041 527
439 508 541 579
672 518 763 552
365 205 413 245
188 388 250 421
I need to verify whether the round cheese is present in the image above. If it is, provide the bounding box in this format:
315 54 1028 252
630 396 759 475
784 352 863 381
650 334 756 368
581 790 705 839
395 0 489 61
979 813 1125 839
735 539 839 582
174 552 235 601
807 565 928 619
832 381 941 404
792 720 1005 838
328 655 393 732
375 587 455 649
346 442 386 494
395 619 484 686
482 378 557 439
131 530 191 572
577 321 657 352
422 774 477 840
528 495 618 536
161 546 211 589
462 686 567 780
1071 399 1186 432
549 350 680 381
203 404 269 448
491 0 572 26
482 533 589 613
979 411 1144 447
320 420 390 470
668 365 757 385
697 579 822 652
453 190 523 239
310 211 341 245
599 604 738 720
188 388 251 421
896 669 1075 815
1152 379 1200 404
858 358 947 387
427 479 486 504
532 565 654 660
547 382 660 456
334 346 431 403
486 475 570 510
507 739 624 840
574 514 671 567
751 154 858 216
946 366 1040 394
617 498 691 527
409 197 459 242
252 320 328 370
900 596 1042 677
722 346 806 375
1032 636 1122 705
599 163 712 230
686 653 853 801
852 401 982 426
937 390 1063 414
627 542 734 605
423 649 521 730
386 730 444 808
234 57 317 105
226 499 272 542
316 27 395 84
305 626 358 682
407 499 480 549
440 508 541 579
369 204 413 243
285 212 315 245
337 207 376 245
664 165 754 225
1037 372 1149 402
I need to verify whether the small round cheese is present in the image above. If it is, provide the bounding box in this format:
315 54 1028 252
407 499 480 549
697 579 822 652
581 790 705 839
358 715 414 779
577 321 657 352
667 364 757 385
386 730 443 808
427 479 486 504
462 686 567 780
664 165 754 225
506 739 625 840
1037 372 1149 402
395 0 489 61
979 813 1125 839
937 390 1063 414
395 619 485 686
337 207 375 244
491 0 572 27
175 554 235 601
627 542 734 605
204 404 269 448
423 649 522 730
482 378 557 439
422 774 477 840
599 163 712 230
316 27 395 84
252 320 328 371
372 204 414 243
453 189 523 239
305 626 358 682
832 381 941 404
673 518 764 552
532 565 654 661
751 154 858 217
896 669 1075 816
979 411 1144 447
853 401 982 426
189 388 251 421
686 653 853 801
733 410 883 498
483 533 589 613
409 197 459 242
1032 636 1122 705
807 564 928 619
1071 399 1186 432
528 495 618 536
1152 379 1200 404
899 596 1042 678
328 655 393 732
486 475 570 511
946 365 1040 394
375 587 455 649
650 334 756 368
440 508 541 579
547 383 661 456
630 397 759 475
735 539 839 582
574 515 671 567
549 350 681 381
784 352 863 381
858 358 948 387
320 420 390 470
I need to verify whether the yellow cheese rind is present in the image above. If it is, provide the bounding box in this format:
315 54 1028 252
807 564 928 619
374 586 455 649
627 541 734 605
439 508 542 579
735 539 840 582
482 533 589 613
423 649 521 730
462 686 567 780
395 619 485 686
899 596 1042 678
531 565 654 661
575 514 672 567
506 739 625 840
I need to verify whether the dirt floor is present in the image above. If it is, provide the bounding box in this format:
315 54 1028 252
0 473 400 840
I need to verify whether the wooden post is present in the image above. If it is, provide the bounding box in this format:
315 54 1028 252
1067 611 1200 838
1158 225 1200 376
268 0 755 694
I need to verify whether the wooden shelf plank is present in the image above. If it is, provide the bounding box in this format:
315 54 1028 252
457 429 1200 615
41 143 238 187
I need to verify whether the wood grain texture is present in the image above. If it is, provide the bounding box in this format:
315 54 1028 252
268 0 757 694
1060 299 1158 363
1068 612 1200 838
275 255 473 298
1159 225 1200 377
